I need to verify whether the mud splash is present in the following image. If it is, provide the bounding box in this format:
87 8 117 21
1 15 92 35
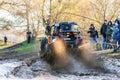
0 58 120 80
0 42 120 80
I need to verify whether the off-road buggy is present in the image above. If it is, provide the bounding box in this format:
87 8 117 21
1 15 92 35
40 22 82 66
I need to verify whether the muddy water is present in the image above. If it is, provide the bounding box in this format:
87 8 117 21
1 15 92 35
0 57 120 80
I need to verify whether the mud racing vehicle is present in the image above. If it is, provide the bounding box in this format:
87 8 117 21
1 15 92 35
40 22 82 66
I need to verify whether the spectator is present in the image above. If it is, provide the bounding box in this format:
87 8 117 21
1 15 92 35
87 24 99 50
27 30 32 44
112 19 120 52
105 21 113 49
117 26 120 51
45 23 51 36
4 36 7 44
100 20 108 50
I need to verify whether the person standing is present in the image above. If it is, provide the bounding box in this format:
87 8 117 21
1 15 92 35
100 20 108 50
117 24 120 51
4 36 7 44
45 23 51 36
112 19 120 52
105 21 113 49
27 31 32 44
87 24 99 50
117 23 120 50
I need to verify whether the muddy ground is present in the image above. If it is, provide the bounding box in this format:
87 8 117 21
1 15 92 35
0 46 120 80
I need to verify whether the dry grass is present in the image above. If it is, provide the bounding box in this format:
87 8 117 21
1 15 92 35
0 40 14 50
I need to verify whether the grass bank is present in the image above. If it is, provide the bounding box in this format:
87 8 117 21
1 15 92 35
14 40 40 54
0 39 40 55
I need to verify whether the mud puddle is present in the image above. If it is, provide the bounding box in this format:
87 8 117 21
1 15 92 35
0 57 120 80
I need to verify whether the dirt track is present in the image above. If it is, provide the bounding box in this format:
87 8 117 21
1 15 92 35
0 44 120 80
0 52 120 80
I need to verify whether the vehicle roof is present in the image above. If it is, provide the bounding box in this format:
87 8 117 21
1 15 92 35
53 22 80 33
60 30 80 33
59 22 77 26
54 22 77 27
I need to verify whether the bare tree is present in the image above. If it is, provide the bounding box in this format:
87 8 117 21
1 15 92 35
90 0 120 23
1 0 120 38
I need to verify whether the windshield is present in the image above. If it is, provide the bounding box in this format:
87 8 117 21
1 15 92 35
61 24 71 31
71 24 79 31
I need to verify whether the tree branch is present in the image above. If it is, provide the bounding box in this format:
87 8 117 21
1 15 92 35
61 12 102 24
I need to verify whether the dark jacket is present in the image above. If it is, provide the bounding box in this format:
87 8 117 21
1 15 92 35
27 31 31 37
112 24 120 39
105 25 113 36
4 36 7 41
45 25 51 35
100 23 107 37
88 27 98 38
